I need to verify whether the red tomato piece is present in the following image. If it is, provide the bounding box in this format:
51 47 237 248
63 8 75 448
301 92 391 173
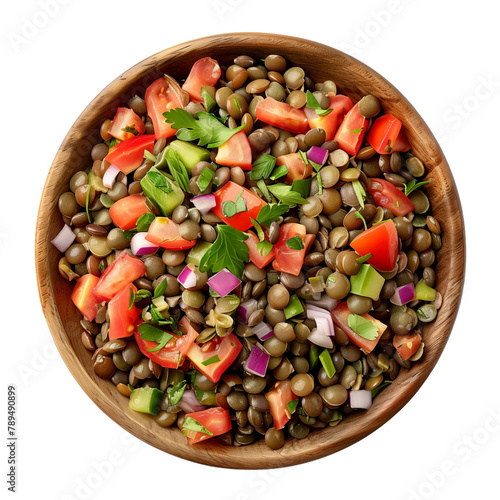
108 107 145 142
350 220 399 272
393 332 422 360
105 135 155 175
367 178 415 217
212 181 267 231
304 233 316 254
276 153 313 183
186 333 243 383
108 284 141 340
215 131 252 170
109 194 150 230
71 274 100 322
145 217 196 250
134 316 199 368
182 57 222 103
255 97 309 134
366 114 402 154
331 302 387 353
305 94 353 141
145 75 187 140
334 103 367 156
183 407 232 445
244 230 276 269
272 223 307 276
265 379 298 430
93 252 146 302
392 128 411 152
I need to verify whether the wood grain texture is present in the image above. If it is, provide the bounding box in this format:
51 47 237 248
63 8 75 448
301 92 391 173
35 33 465 469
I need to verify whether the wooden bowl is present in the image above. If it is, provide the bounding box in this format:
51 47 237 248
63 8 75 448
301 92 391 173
36 33 465 468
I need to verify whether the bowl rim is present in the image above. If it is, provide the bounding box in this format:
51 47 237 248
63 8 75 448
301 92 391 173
35 32 466 469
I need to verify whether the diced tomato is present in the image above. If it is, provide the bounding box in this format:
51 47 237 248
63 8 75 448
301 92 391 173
134 316 199 368
393 332 422 360
145 217 196 250
105 135 155 175
305 93 353 141
392 128 411 152
108 107 145 142
215 131 252 170
304 233 316 254
71 274 100 322
108 284 141 340
182 57 222 103
272 223 307 276
350 220 399 272
186 333 243 383
245 230 275 269
276 153 313 183
256 97 309 134
334 103 367 156
145 75 188 140
366 114 403 154
212 181 267 232
265 379 298 430
93 252 146 302
367 178 415 217
331 302 387 353
183 407 232 445
109 194 150 230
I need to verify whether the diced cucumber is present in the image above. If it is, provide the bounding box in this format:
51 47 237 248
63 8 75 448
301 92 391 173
350 264 384 300
140 167 184 216
415 280 437 301
283 294 304 319
129 387 163 415
168 141 210 173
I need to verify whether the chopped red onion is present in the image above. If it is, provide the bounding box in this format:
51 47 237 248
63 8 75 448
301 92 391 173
237 299 258 324
252 322 274 341
177 264 197 289
306 294 339 312
102 164 120 189
349 390 372 410
178 389 207 413
130 232 160 256
51 224 76 252
207 268 241 297
390 282 416 306
244 344 270 377
306 303 335 336
308 327 333 349
307 146 329 166
191 194 216 215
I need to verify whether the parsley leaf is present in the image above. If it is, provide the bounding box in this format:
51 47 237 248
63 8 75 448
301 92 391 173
165 147 191 194
168 380 187 406
136 212 155 232
286 235 304 250
182 417 213 436
222 190 247 217
163 109 243 148
196 167 214 193
128 287 135 310
257 240 273 256
269 164 288 180
121 125 139 136
201 355 220 366
256 179 272 203
306 90 333 116
199 225 249 279
144 150 156 162
249 154 276 180
250 217 265 242
153 278 167 299
347 314 379 340
404 179 429 197
268 184 308 206
137 324 173 352
145 170 173 194
355 211 367 231
85 185 93 223
256 204 289 228
350 127 364 134
317 172 323 195
123 230 134 241
287 400 299 415
352 179 366 209
104 138 120 149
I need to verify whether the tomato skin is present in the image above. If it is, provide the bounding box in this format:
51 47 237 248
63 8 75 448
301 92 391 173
108 284 141 340
183 407 232 444
71 274 100 321
392 128 411 152
350 220 399 272
393 332 422 360
108 107 145 141
272 223 307 276
367 178 415 217
331 302 387 353
212 181 267 231
215 131 252 170
244 231 276 269
334 103 367 156
305 94 353 141
265 379 298 430
94 252 146 302
366 114 402 154
182 57 222 103
105 135 155 175
256 97 309 134
134 316 199 368
109 194 150 231
145 217 196 250
186 333 243 383
275 153 313 183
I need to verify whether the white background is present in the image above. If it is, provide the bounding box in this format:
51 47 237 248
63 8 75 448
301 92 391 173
2 1 499 499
